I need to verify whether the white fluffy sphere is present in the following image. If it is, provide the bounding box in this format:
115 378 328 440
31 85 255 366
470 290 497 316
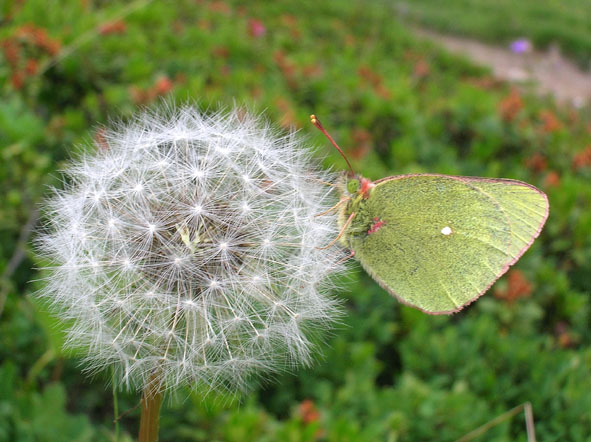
36 107 345 392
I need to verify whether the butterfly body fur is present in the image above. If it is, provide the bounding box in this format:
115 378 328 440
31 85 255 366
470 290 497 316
339 173 549 314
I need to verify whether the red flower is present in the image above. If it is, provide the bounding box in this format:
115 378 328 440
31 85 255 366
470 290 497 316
248 19 266 38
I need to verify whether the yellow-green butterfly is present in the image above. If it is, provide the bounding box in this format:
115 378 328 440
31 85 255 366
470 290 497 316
311 115 549 314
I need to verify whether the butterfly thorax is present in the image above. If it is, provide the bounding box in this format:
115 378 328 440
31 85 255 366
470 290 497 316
338 175 377 247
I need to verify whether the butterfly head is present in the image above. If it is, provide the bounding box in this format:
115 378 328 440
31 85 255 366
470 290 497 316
346 175 374 199
346 178 360 194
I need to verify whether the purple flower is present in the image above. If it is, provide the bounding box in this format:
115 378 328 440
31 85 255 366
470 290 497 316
510 39 532 54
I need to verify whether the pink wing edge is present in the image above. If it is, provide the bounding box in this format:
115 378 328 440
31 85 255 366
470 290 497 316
367 173 550 315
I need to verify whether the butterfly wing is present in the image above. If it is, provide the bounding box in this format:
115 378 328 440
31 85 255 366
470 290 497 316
348 174 548 314
463 177 549 264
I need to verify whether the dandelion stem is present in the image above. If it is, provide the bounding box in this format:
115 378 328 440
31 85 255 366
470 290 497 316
138 374 163 442
112 368 120 441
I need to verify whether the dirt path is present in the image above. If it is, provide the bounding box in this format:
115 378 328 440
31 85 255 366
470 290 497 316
414 28 591 107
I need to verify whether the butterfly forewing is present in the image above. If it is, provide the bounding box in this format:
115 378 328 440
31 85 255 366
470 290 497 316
464 178 549 265
349 174 548 314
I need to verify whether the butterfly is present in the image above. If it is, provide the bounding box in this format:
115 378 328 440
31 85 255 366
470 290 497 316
311 115 549 314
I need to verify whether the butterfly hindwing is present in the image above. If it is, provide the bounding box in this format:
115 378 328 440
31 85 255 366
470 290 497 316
347 174 548 314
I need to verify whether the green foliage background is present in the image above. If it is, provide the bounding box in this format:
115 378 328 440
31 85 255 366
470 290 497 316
0 0 590 440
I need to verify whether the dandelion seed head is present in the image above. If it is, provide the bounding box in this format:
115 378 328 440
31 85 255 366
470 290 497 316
35 106 345 394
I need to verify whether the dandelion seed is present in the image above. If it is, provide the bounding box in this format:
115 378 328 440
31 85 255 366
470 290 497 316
192 168 204 179
35 105 345 396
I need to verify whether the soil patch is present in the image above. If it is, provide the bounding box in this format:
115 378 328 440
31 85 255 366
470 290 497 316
415 28 591 107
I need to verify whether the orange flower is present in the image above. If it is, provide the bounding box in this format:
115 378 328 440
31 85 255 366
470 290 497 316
10 71 24 89
299 399 320 424
16 24 60 55
274 51 297 89
302 64 323 79
494 270 532 303
572 145 591 170
2 24 61 89
498 88 523 122
129 76 174 104
554 322 575 349
196 19 212 31
99 20 127 35
24 58 39 75
275 97 297 129
468 76 502 91
358 65 391 99
544 171 561 188
1 39 20 67
539 110 562 133
212 46 229 58
95 128 110 151
524 153 547 173
351 128 372 160
153 76 173 96
413 58 430 79
208 1 231 14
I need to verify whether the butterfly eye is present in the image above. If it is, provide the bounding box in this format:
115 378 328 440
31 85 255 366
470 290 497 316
347 179 360 194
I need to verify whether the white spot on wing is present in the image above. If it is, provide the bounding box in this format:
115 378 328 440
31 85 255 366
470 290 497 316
441 226 453 236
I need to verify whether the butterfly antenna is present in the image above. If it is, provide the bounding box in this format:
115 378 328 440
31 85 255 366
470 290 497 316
310 114 355 176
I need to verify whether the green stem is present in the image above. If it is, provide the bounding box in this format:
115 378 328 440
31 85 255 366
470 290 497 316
138 375 163 442
25 348 56 387
456 402 536 442
112 368 120 442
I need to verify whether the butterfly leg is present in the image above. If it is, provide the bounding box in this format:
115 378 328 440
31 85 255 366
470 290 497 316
316 212 355 250
314 197 350 217
336 249 355 265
